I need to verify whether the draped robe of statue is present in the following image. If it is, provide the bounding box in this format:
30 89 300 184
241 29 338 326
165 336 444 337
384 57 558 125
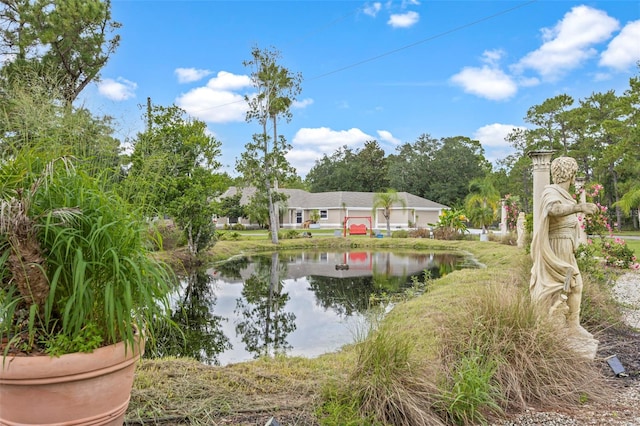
529 183 582 319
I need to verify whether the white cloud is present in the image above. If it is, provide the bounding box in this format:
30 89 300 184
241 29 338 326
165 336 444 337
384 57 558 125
481 49 505 67
176 88 247 123
175 71 253 123
377 130 400 145
600 20 640 71
289 127 375 176
205 71 252 90
293 98 314 109
473 123 527 163
363 2 382 17
97 78 137 101
175 67 212 83
388 11 419 28
293 127 373 152
285 149 324 177
450 66 517 100
514 5 619 81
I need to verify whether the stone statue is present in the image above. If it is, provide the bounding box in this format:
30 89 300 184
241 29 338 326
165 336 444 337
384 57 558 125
516 212 526 248
529 157 598 355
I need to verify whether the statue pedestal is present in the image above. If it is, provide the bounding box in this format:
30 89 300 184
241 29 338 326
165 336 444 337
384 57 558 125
566 334 599 360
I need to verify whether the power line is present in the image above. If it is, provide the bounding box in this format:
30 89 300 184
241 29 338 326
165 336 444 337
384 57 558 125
185 0 539 114
309 0 539 81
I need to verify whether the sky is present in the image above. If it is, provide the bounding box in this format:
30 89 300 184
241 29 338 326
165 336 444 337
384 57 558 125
79 0 640 178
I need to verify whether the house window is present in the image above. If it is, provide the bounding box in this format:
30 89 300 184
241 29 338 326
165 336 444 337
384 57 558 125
296 211 302 224
320 210 328 220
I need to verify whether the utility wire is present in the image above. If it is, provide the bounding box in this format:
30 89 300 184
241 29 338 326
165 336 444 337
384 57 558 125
309 0 538 81
188 0 538 113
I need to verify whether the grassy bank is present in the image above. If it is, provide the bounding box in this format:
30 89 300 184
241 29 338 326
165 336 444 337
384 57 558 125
128 237 624 425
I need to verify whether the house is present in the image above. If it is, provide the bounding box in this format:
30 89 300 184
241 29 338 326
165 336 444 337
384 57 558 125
216 187 449 231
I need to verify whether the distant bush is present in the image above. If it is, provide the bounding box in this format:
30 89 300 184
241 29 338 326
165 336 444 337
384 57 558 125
218 231 241 241
488 231 517 246
147 219 185 251
409 228 431 238
223 223 245 230
278 230 300 240
391 230 409 238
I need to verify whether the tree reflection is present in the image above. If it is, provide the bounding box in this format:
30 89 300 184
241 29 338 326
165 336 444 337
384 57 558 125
212 256 250 280
306 275 375 317
234 252 296 358
151 268 231 365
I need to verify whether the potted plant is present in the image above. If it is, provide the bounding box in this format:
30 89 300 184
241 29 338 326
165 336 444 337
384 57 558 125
309 209 321 229
0 151 174 425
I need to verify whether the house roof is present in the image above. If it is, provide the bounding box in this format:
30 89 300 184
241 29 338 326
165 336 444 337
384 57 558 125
221 187 449 210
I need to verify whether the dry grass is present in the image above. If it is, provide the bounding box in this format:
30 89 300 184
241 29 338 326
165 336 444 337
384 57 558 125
128 353 353 425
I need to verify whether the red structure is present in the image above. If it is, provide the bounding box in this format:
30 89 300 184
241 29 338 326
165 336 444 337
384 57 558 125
343 216 372 237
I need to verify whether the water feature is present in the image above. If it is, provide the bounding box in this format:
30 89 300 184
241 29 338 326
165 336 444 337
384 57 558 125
152 249 475 365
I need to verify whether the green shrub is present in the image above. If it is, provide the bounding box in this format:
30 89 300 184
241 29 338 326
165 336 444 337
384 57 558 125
218 231 241 241
438 350 502 425
391 229 409 238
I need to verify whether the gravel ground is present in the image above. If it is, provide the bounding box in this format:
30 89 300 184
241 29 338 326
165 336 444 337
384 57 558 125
494 269 640 426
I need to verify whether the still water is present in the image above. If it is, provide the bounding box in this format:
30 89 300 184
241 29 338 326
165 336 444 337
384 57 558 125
154 250 474 365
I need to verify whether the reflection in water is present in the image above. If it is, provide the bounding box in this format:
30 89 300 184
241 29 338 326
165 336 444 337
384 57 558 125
153 250 473 365
150 268 231 365
234 252 297 358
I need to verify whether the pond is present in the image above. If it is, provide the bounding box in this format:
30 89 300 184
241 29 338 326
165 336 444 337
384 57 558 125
152 250 476 365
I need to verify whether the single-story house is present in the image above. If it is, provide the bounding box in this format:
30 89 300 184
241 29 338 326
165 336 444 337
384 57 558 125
216 187 449 231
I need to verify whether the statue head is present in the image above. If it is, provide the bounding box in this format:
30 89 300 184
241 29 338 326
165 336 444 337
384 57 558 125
550 156 578 185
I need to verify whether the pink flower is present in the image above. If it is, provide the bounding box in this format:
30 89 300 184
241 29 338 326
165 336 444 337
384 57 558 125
632 263 640 270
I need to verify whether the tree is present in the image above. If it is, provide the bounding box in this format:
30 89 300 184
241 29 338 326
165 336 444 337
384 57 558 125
306 145 358 192
524 94 575 153
354 140 388 192
387 134 439 199
237 46 301 244
0 0 121 106
464 177 500 235
372 189 406 237
0 71 121 180
577 90 627 231
125 103 225 256
216 193 246 224
615 185 640 229
429 136 489 206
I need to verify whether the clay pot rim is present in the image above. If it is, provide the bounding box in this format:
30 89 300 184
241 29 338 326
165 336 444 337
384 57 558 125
0 336 144 381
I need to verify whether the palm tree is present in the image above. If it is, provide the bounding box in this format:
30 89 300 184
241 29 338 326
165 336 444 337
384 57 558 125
464 178 500 235
372 190 406 237
615 184 640 228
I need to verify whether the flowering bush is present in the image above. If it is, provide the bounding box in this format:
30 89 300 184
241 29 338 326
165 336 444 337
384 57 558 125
574 183 639 270
430 209 468 240
502 194 520 231
602 238 639 269
575 242 607 281
577 183 612 239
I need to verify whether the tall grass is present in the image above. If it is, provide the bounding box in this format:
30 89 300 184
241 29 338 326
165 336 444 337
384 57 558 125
327 243 614 426
0 149 174 354
37 165 174 350
350 325 445 426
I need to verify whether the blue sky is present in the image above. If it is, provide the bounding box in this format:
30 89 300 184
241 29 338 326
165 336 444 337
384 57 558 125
80 0 640 177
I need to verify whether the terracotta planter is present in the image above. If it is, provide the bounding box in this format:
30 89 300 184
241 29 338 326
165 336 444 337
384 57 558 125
0 338 143 426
